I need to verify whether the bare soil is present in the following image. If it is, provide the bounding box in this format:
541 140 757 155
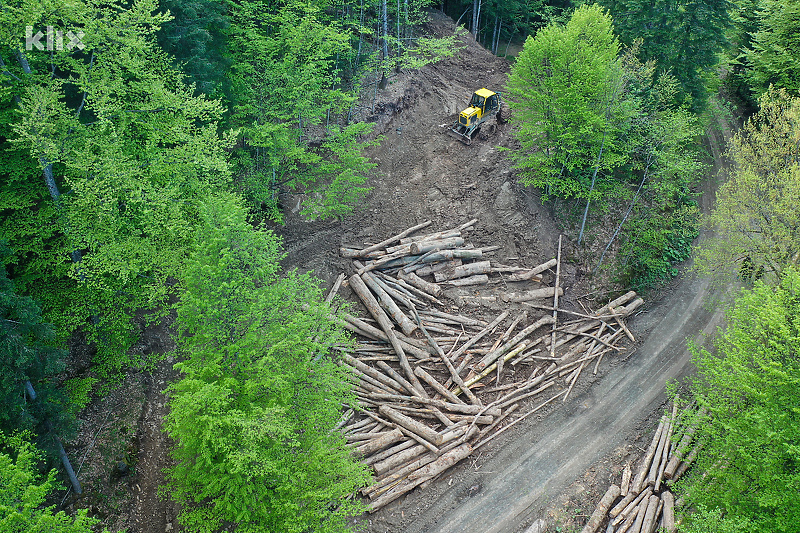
58 10 738 533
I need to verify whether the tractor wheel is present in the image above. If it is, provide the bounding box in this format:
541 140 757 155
497 104 511 124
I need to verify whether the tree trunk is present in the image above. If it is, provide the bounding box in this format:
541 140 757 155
580 484 621 533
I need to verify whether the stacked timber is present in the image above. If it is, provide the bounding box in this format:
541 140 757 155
333 220 643 512
579 400 706 533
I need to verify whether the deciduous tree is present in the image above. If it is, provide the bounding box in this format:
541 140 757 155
164 193 370 533
680 270 800 532
694 87 800 282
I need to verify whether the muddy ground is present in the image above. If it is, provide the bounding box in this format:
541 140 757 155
59 10 737 533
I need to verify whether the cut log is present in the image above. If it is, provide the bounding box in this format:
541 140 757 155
446 274 489 287
368 443 472 512
419 309 486 327
341 354 405 394
452 311 510 372
339 313 431 359
551 235 563 358
505 270 543 282
664 408 706 479
662 491 676 533
640 495 661 533
414 366 464 405
502 287 564 303
672 440 703 481
648 414 672 488
631 416 666 493
358 266 418 336
580 484 621 533
398 270 442 297
434 260 492 282
416 259 463 277
357 220 432 256
378 405 444 446
475 315 555 373
348 274 424 393
407 248 483 265
364 439 415 466
399 219 477 244
365 392 501 416
655 401 679 491
621 462 632 497
410 236 465 255
356 428 404 455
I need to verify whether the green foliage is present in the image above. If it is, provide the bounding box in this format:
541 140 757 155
225 0 377 221
157 0 231 96
679 270 800 532
678 506 754 533
694 87 800 283
164 193 370 533
506 4 623 198
0 248 73 453
0 0 233 382
745 0 800 97
0 432 99 533
597 0 732 111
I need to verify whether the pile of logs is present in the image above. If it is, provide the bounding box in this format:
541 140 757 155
580 400 705 533
332 220 644 512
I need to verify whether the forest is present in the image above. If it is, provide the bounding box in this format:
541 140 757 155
0 0 798 532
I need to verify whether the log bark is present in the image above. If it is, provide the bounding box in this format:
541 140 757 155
662 491 676 533
399 218 477 244
410 236 465 255
357 220 432 256
445 274 489 286
419 309 486 327
551 235 563 358
640 495 661 533
475 315 555 373
364 438 415 466
648 415 672 488
348 274 424 393
416 259 463 277
580 484 621 533
434 260 491 282
503 287 563 303
368 443 472 512
356 428 404 455
379 405 444 446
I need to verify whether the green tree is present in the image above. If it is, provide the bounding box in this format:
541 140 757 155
680 270 800 533
694 87 800 282
225 0 378 221
597 0 732 110
0 432 98 533
506 4 624 202
164 193 370 533
0 247 72 452
0 0 232 381
745 0 800 97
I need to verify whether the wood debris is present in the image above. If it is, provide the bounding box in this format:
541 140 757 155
580 399 705 533
334 220 641 512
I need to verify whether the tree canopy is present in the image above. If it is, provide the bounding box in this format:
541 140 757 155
0 432 98 533
164 193 370 533
695 87 800 282
679 269 800 532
